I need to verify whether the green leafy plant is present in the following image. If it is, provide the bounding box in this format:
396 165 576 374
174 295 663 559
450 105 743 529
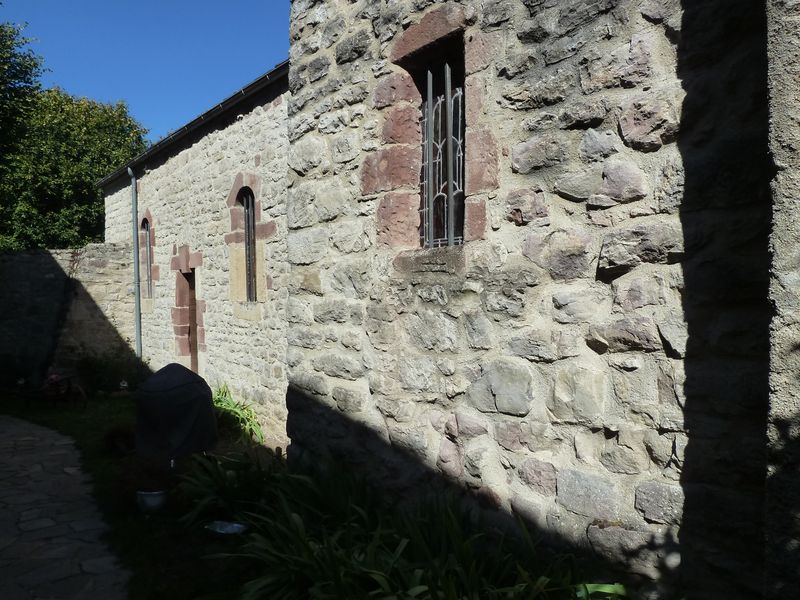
212 385 265 445
179 453 627 600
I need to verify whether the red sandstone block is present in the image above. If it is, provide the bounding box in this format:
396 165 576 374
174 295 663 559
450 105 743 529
390 3 468 63
188 252 203 268
151 265 160 281
256 220 277 240
224 231 244 245
373 72 421 109
464 196 487 242
176 335 191 356
465 75 485 127
377 191 421 250
361 146 422 196
226 173 245 207
465 30 500 75
230 206 244 231
197 327 205 346
465 128 499 196
382 105 422 145
171 306 190 326
173 324 189 336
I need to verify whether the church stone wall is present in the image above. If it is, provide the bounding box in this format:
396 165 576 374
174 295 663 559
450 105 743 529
103 91 292 444
286 1 771 597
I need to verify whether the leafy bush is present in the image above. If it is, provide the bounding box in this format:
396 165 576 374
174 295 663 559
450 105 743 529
212 385 265 445
179 453 627 600
75 352 149 394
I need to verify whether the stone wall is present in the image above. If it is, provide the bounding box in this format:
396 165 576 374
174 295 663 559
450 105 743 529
0 244 136 385
767 0 800 596
286 0 772 597
102 86 291 444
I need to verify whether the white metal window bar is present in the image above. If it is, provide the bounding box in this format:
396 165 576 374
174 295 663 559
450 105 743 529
420 62 464 248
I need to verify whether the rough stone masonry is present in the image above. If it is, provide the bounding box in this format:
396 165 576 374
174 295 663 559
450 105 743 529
93 0 783 598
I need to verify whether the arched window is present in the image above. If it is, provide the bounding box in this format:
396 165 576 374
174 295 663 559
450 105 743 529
237 187 257 302
140 218 153 298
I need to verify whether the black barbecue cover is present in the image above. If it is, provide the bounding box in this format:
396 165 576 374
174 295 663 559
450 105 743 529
135 363 217 460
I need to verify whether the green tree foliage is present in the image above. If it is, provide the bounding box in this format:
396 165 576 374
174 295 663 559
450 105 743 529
0 17 147 251
0 89 147 249
0 20 42 156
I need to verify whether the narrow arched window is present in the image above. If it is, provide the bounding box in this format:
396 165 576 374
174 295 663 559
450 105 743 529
237 187 257 302
141 218 153 298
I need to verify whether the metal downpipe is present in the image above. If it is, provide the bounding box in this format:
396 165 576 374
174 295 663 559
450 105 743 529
128 167 142 358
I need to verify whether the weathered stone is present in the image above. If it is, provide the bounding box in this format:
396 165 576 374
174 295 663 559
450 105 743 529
599 158 649 202
543 32 590 65
598 222 683 276
331 220 371 254
654 154 685 213
522 228 592 281
586 194 617 209
465 358 545 417
640 0 682 36
505 188 550 227
312 352 365 380
387 423 428 459
382 105 421 145
501 69 574 111
554 167 603 201
601 429 649 474
579 128 619 162
463 437 504 485
437 437 463 478
508 327 579 363
587 525 668 579
552 284 609 323
657 314 688 357
466 128 499 194
557 469 621 520
314 299 362 324
373 72 421 109
377 192 420 250
465 30 501 74
498 48 537 78
556 0 620 35
361 146 422 195
398 356 439 392
560 98 609 129
390 2 469 62
548 363 609 425
586 316 662 354
612 273 669 310
495 420 528 451
332 130 360 163
289 134 328 175
464 310 493 349
580 33 652 94
482 0 513 27
287 228 328 265
454 408 490 439
635 480 685 525
293 372 329 396
335 29 371 64
511 133 568 173
332 386 368 412
518 458 558 496
405 311 460 353
619 90 681 152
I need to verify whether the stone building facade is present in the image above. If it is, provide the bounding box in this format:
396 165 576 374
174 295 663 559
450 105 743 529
95 1 794 597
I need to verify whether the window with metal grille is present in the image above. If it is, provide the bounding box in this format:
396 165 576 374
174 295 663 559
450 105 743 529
141 218 153 299
237 187 257 302
408 36 465 249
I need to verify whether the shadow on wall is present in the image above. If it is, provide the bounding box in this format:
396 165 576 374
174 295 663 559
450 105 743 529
677 1 772 599
0 247 151 394
285 384 637 591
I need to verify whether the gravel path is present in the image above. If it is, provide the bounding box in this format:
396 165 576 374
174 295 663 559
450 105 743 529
0 415 129 600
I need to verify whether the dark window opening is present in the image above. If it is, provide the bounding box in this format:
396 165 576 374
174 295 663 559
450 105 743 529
141 218 153 299
237 187 257 302
400 33 466 249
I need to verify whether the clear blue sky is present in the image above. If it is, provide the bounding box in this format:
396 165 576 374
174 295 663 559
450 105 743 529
1 0 290 142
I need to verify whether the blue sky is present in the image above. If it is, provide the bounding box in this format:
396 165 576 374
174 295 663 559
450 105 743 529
2 1 291 142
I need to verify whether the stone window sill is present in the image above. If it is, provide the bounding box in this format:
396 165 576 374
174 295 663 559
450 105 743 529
233 301 262 321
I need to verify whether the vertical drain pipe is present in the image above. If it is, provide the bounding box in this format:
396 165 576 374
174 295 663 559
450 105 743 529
128 167 143 358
